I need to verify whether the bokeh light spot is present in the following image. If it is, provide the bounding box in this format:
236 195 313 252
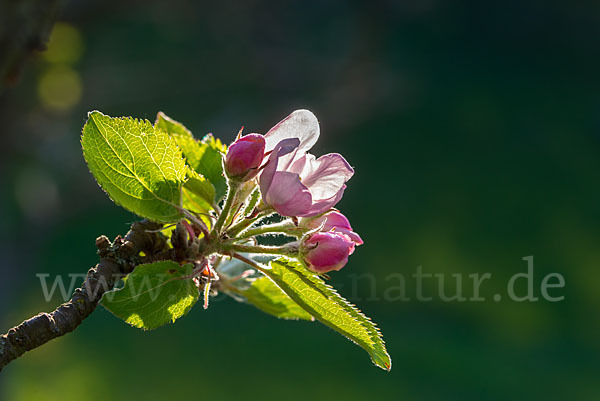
43 22 84 65
37 67 83 112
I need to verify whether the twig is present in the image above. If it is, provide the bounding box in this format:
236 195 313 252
0 220 167 372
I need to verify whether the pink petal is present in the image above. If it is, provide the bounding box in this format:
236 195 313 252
225 134 265 178
333 227 364 246
309 255 349 273
300 211 364 245
264 171 313 217
298 153 354 200
259 138 300 196
301 184 347 217
300 210 351 230
323 211 353 230
303 232 354 272
264 110 320 153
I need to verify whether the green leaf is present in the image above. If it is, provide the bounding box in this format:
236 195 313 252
242 277 315 320
224 275 314 321
153 112 227 202
155 111 193 138
182 167 216 214
154 112 218 213
101 261 198 330
81 111 187 222
262 258 391 371
177 134 228 201
188 134 227 201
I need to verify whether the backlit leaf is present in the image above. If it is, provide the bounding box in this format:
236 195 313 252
81 111 186 222
260 257 391 370
101 261 198 330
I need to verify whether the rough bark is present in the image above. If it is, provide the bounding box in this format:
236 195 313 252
0 220 167 372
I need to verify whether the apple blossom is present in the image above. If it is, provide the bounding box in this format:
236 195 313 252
259 110 354 217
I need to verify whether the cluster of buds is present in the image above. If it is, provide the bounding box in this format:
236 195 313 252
217 110 362 274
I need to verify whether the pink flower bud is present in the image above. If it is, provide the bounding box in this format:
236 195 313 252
299 211 363 246
301 231 356 274
225 134 266 180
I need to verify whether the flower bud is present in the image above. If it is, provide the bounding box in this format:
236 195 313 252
301 231 355 274
299 211 363 246
225 134 266 181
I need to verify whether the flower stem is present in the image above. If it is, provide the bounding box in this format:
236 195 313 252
212 180 241 236
234 220 302 240
226 207 274 237
180 208 209 237
220 242 297 257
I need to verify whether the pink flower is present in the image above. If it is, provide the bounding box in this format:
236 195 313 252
299 210 363 246
301 231 356 273
225 134 265 181
259 110 354 217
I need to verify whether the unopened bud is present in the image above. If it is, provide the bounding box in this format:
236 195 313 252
225 134 265 181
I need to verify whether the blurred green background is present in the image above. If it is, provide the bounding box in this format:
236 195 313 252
1 1 599 400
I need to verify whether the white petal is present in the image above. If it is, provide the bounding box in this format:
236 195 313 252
264 110 320 153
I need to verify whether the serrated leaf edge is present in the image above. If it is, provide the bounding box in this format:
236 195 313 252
265 257 391 371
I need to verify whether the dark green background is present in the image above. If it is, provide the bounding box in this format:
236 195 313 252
1 1 599 400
